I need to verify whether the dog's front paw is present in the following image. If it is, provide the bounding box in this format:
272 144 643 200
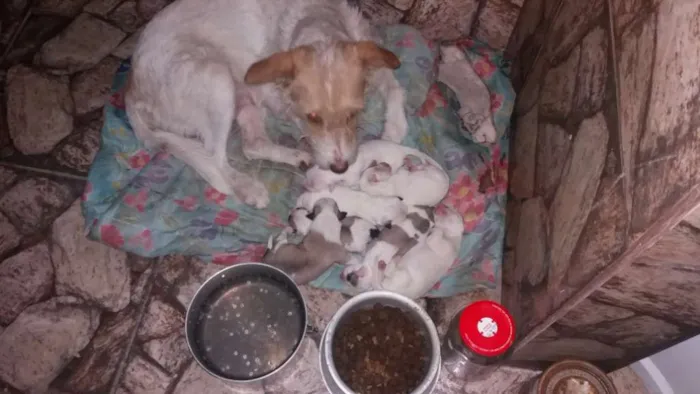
470 119 498 144
382 111 408 143
234 177 270 209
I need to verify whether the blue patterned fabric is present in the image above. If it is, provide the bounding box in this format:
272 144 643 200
82 26 514 297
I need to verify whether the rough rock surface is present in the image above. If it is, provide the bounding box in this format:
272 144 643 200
0 242 54 325
5 65 74 155
0 296 101 393
51 199 130 312
0 177 75 236
71 56 121 115
36 13 126 74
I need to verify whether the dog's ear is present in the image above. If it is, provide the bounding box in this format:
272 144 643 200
369 228 381 239
337 211 348 221
350 41 401 70
245 46 313 84
305 211 316 221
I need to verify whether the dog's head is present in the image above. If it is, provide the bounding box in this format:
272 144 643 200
244 41 400 174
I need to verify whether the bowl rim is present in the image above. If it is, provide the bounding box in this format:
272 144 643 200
184 262 308 383
320 290 441 394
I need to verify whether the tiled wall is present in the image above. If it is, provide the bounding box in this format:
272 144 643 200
504 0 700 370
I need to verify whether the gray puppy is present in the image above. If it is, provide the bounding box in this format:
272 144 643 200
263 198 349 285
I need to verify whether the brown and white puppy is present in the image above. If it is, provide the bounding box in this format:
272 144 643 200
287 207 379 254
126 0 408 208
263 198 349 285
342 205 435 289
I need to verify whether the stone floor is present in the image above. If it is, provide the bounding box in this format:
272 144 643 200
0 0 651 393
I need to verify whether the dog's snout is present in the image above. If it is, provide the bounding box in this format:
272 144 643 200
330 160 349 174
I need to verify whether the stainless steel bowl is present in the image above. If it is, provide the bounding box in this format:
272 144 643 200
185 262 307 386
319 291 441 394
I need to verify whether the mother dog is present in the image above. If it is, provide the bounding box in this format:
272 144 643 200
125 0 408 208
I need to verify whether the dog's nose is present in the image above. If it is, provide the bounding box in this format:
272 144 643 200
330 160 349 174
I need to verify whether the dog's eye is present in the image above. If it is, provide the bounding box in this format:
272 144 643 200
306 112 322 124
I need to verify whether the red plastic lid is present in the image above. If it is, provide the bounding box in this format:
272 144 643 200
458 300 515 357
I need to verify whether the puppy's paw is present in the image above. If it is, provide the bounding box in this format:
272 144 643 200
440 45 467 64
294 150 313 170
470 119 498 144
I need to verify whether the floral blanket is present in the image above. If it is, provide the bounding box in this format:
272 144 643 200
82 25 514 297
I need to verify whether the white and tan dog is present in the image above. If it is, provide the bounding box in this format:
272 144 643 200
126 0 408 208
380 206 463 299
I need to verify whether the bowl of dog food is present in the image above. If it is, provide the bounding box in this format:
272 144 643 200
320 291 441 394
185 263 307 385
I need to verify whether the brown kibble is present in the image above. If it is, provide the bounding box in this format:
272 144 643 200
332 305 430 394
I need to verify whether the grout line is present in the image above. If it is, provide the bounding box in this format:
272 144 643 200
108 260 158 394
0 162 88 181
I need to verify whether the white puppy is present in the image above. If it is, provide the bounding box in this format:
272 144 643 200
342 205 434 290
358 155 449 206
263 198 349 284
380 206 463 299
296 186 407 226
303 140 445 191
126 0 408 208
287 205 378 253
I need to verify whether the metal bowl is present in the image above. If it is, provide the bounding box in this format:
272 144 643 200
319 291 441 394
185 262 307 385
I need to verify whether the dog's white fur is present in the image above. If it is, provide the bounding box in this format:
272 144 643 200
303 140 444 191
296 185 407 226
126 0 408 208
341 216 379 253
380 206 463 298
358 157 449 206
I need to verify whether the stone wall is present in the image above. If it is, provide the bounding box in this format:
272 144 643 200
504 0 700 370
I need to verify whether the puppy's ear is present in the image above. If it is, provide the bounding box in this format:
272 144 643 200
305 212 316 221
244 46 313 85
369 228 381 239
337 211 348 221
347 41 401 70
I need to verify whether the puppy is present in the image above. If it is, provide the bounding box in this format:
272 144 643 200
358 155 449 206
304 140 445 191
288 207 377 253
342 205 434 290
296 185 407 226
380 206 463 299
126 0 409 208
263 198 348 285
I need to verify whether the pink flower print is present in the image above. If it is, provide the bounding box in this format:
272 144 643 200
395 33 416 48
101 224 124 248
431 280 442 291
267 212 286 228
128 149 150 169
490 92 503 112
204 186 227 205
416 84 447 117
471 258 496 283
212 244 267 265
478 146 508 196
129 229 154 251
110 90 125 109
472 57 496 78
174 196 198 211
455 37 475 50
442 173 486 231
124 189 148 212
214 209 240 226
81 182 93 202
